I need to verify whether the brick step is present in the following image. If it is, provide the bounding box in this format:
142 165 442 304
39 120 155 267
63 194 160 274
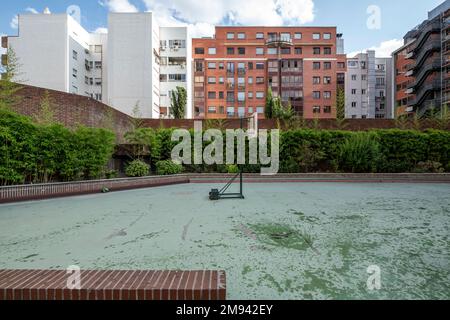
0 270 226 300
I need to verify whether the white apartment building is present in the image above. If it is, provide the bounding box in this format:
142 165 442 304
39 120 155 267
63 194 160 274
2 10 191 119
345 50 394 119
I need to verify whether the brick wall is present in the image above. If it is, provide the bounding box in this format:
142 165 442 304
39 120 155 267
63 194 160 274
11 84 134 141
10 84 449 134
0 175 189 204
0 269 227 300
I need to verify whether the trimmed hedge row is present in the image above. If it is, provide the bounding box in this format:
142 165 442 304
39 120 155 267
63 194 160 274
0 109 116 185
132 128 450 174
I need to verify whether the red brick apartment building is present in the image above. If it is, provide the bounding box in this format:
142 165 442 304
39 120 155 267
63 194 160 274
192 26 347 119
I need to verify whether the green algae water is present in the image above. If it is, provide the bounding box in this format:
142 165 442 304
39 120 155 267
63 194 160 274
0 183 449 299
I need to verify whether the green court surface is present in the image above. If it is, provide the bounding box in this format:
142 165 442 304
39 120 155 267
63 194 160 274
0 182 449 299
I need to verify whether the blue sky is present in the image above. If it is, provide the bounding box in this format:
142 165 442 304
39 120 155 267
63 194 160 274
0 0 446 57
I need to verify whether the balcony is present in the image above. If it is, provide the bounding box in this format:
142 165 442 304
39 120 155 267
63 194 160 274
266 35 293 47
1 36 7 49
226 69 235 76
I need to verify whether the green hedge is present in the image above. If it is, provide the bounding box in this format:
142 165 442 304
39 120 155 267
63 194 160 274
124 128 450 174
0 110 116 185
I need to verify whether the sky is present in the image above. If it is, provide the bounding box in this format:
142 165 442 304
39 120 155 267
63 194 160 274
0 0 446 58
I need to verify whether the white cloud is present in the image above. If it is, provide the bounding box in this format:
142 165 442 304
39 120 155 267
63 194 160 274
25 7 39 14
94 27 109 34
348 39 404 58
139 0 314 38
99 0 138 12
10 15 18 29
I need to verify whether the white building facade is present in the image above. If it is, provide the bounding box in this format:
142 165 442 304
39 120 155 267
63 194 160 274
345 50 394 119
1 10 191 119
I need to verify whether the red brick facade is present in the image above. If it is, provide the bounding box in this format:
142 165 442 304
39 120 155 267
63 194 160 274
192 26 347 119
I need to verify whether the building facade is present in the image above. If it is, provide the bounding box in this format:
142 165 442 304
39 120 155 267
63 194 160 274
192 26 346 119
345 51 393 119
393 0 450 117
1 11 192 119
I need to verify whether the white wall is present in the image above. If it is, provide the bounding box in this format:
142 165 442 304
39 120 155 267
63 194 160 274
9 14 69 92
107 13 158 118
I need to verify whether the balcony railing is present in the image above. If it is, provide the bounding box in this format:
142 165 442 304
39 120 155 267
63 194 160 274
266 35 293 47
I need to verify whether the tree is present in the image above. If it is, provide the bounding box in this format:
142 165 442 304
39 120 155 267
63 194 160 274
0 48 23 110
265 87 274 119
34 90 56 125
170 86 187 119
335 87 347 129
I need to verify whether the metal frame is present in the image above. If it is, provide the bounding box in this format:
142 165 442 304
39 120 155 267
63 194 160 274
209 116 257 200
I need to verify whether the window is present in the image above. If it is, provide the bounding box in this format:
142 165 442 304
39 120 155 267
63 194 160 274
256 92 264 99
238 47 246 55
208 77 216 84
248 107 254 113
208 47 216 55
295 47 302 55
361 75 367 81
227 107 235 117
313 47 321 55
219 62 224 70
248 92 253 99
195 61 204 72
195 47 205 54
313 77 321 84
377 64 385 71
361 61 366 69
351 75 357 81
313 33 321 40
227 62 235 73
257 107 264 114
338 62 346 69
280 48 291 54
95 61 102 69
267 48 277 55
238 92 246 102
237 33 246 39
348 61 358 68
324 106 331 113
73 50 78 60
294 32 302 39
324 47 332 55
72 85 78 94
219 106 225 114
352 102 357 107
248 77 253 84
227 47 235 55
362 89 366 95
248 62 253 70
169 74 186 82
324 62 331 70
351 89 357 94
256 32 264 39
313 106 321 113
208 106 217 113
169 40 186 48
95 45 102 53
227 91 235 102
256 63 265 70
238 77 245 87
313 91 321 99
313 62 321 70
72 68 78 78
256 47 264 55
324 91 331 99
256 77 264 84
376 77 385 86
323 33 331 40
85 76 89 85
95 78 102 85
379 90 385 97
219 77 225 84
208 62 216 69
219 91 224 99
324 76 331 84
227 33 235 39
208 91 216 99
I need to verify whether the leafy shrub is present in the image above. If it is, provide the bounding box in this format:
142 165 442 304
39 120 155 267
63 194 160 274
125 160 150 177
156 160 183 175
105 170 119 179
413 161 444 173
336 133 382 173
226 164 239 173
